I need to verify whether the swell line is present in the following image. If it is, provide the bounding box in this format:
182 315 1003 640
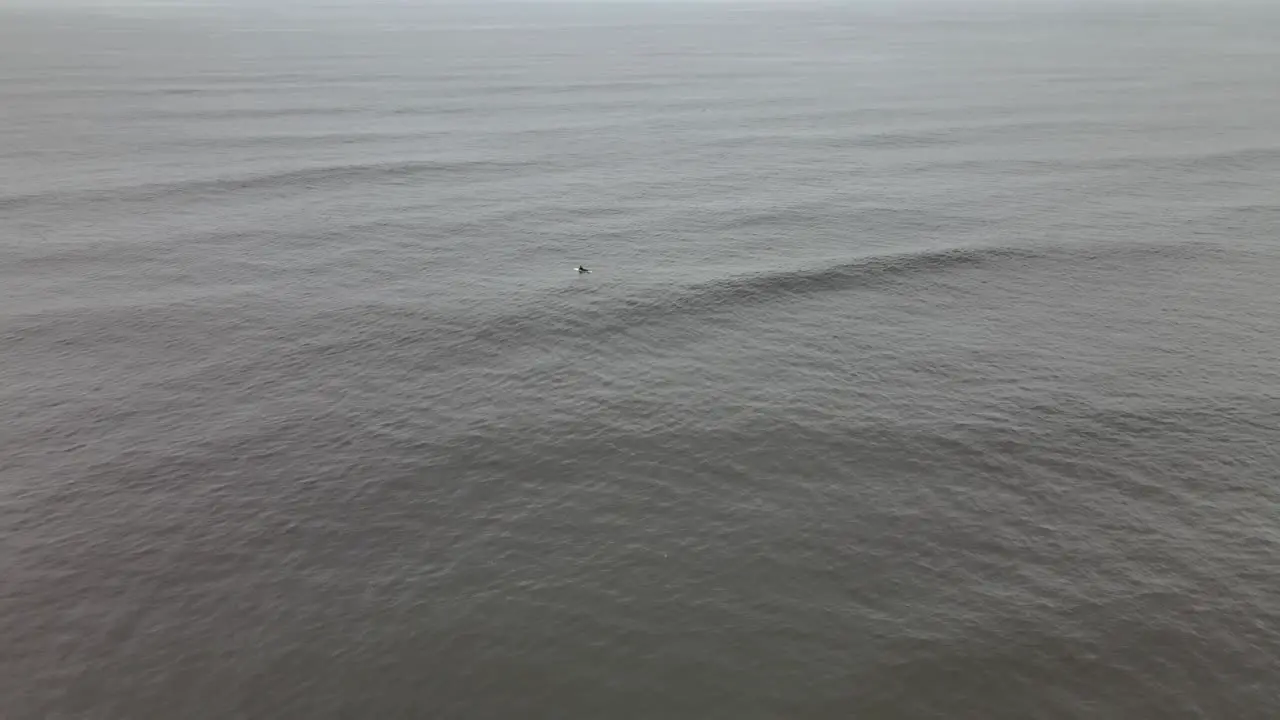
451 240 1221 365
0 159 532 211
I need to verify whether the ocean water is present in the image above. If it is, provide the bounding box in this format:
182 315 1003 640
3 1 1280 717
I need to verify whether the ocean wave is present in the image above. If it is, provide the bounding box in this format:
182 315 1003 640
0 159 533 211
449 240 1219 363
913 145 1280 176
145 105 366 121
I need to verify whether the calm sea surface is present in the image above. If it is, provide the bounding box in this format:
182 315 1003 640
4 2 1280 717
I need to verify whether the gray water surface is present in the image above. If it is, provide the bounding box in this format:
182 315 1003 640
3 2 1280 718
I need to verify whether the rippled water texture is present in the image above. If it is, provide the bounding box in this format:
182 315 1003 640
3 2 1280 718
